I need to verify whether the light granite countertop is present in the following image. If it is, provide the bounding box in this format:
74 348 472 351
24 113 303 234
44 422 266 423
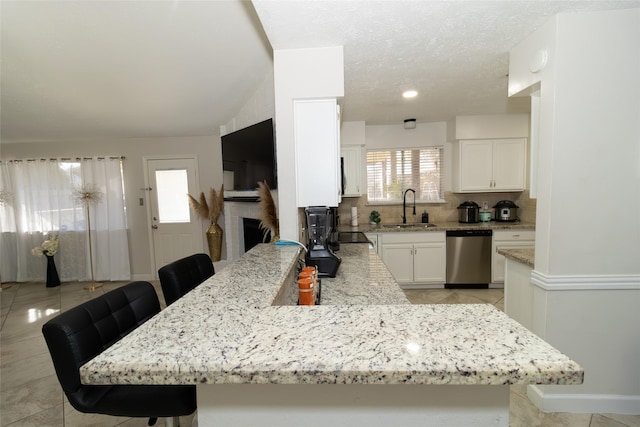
497 248 535 268
343 221 535 233
80 243 581 387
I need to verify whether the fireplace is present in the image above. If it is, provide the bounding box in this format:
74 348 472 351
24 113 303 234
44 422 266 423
243 218 267 253
223 200 263 261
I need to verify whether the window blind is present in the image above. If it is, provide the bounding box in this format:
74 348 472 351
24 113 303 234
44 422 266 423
366 147 443 203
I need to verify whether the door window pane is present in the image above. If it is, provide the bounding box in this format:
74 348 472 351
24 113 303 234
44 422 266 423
156 169 190 223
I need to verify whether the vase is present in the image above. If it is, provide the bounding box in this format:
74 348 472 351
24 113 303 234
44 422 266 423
45 255 61 288
206 222 223 262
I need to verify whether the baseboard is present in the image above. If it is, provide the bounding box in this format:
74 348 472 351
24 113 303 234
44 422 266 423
131 273 155 282
527 385 640 415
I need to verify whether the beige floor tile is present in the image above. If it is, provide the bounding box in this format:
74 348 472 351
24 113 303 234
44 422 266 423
0 375 63 426
456 288 504 304
403 289 453 304
591 413 640 427
0 313 58 346
0 334 49 367
1 285 19 319
437 292 491 304
2 404 64 427
509 389 592 427
62 401 134 427
0 351 56 392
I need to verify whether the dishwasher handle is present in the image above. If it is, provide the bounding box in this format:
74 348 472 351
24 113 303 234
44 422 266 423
446 229 493 237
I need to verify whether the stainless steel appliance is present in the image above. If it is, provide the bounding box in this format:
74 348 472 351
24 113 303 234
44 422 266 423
493 200 519 222
445 229 492 288
305 206 341 278
457 201 480 223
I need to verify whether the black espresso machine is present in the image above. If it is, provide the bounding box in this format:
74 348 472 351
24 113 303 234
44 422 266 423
305 206 341 278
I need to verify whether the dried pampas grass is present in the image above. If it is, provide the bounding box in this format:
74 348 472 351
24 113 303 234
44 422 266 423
187 184 224 224
257 181 279 242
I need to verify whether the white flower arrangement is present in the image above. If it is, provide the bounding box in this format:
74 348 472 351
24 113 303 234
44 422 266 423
32 234 59 257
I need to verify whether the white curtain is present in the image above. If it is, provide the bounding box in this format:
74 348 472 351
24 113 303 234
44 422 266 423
0 157 130 283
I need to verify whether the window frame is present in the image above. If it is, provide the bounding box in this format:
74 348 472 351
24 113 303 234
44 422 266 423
365 146 445 205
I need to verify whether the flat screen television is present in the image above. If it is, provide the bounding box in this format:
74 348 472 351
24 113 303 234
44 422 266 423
221 118 277 195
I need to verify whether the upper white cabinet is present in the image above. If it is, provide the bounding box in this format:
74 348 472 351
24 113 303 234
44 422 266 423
340 145 362 197
294 99 341 207
452 138 527 192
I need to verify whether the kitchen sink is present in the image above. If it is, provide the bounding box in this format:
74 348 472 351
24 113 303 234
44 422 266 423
382 223 438 229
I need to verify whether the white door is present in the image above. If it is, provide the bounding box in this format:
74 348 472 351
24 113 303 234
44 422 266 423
146 158 203 274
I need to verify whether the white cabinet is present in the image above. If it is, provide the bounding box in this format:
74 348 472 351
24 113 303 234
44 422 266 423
364 232 378 254
491 230 535 283
380 232 446 286
453 138 527 192
294 99 341 207
503 258 535 332
340 145 362 197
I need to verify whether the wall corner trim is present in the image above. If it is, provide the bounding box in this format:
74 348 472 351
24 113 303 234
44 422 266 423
530 271 640 291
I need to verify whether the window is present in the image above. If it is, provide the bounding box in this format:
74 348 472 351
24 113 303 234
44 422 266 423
366 147 443 203
155 169 190 223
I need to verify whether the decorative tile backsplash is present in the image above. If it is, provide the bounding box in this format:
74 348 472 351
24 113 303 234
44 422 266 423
337 191 536 226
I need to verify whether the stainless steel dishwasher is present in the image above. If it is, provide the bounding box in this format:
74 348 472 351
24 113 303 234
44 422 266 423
445 229 492 288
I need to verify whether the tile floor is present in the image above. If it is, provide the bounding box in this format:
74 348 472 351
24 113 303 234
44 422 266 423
1 281 638 427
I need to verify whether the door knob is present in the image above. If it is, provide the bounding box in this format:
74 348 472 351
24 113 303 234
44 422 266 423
152 225 158 229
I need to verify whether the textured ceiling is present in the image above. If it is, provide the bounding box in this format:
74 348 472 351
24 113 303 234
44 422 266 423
255 0 639 125
1 1 638 142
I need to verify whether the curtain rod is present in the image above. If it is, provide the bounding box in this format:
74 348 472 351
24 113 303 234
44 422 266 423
3 156 125 164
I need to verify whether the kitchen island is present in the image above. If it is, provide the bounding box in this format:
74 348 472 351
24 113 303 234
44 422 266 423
81 243 581 426
498 247 536 332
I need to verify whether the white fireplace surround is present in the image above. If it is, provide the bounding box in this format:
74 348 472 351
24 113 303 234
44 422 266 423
224 201 262 261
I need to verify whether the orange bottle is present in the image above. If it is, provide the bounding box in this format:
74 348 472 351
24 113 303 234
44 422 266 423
298 277 315 305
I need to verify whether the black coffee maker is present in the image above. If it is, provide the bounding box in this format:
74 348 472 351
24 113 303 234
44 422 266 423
305 206 341 278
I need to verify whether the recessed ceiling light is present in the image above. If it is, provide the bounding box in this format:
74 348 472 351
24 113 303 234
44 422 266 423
403 90 418 98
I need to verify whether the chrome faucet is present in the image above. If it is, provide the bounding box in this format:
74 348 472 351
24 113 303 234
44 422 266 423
402 188 416 224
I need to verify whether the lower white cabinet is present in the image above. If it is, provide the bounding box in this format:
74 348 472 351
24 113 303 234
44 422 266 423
380 232 446 285
491 230 535 283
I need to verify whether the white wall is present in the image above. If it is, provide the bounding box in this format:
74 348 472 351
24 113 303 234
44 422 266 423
1 136 220 280
509 8 640 414
221 68 275 136
273 46 344 241
454 114 530 140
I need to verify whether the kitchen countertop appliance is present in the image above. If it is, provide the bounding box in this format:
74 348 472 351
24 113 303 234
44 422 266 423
457 201 480 223
446 229 492 288
305 206 341 278
493 200 519 222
